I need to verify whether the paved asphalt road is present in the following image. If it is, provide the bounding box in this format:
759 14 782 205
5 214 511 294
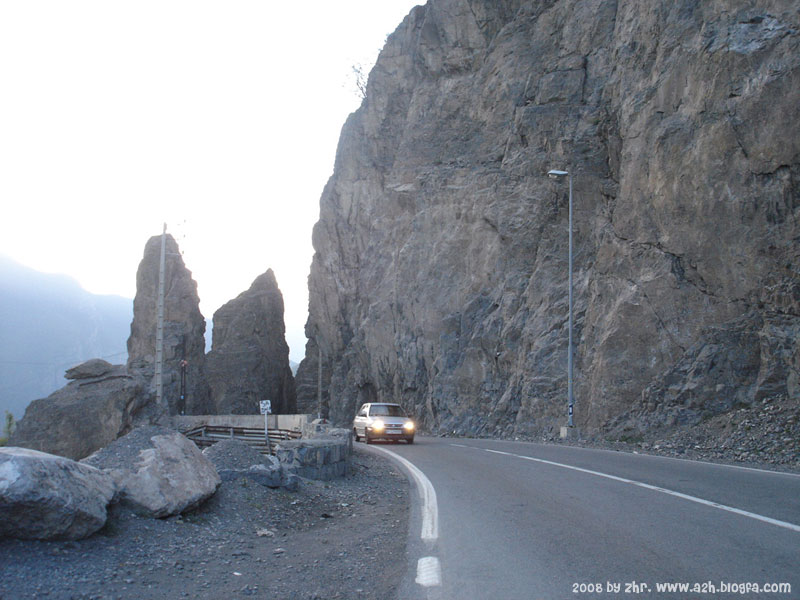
371 437 799 600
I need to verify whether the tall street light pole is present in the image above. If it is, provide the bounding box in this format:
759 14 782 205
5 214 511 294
547 169 575 429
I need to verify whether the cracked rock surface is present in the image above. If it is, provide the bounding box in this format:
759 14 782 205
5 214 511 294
206 269 296 415
296 0 800 444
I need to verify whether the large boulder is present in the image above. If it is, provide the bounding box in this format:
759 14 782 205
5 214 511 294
0 447 115 540
127 233 211 415
206 269 296 415
9 365 159 461
65 358 114 380
82 426 220 518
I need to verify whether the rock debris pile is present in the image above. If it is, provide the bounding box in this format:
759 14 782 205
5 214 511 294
203 438 299 490
601 393 800 470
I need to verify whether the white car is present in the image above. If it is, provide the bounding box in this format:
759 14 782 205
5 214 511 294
353 402 415 444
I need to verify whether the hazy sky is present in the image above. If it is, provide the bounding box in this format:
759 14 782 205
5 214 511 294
0 0 421 363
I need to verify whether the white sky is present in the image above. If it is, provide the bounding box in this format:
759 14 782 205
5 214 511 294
0 0 421 363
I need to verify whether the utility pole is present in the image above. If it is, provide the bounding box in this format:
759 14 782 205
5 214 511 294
155 223 166 410
179 334 187 416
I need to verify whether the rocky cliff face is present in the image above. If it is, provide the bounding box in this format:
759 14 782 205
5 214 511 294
299 0 800 440
127 234 211 415
294 337 331 418
206 270 297 414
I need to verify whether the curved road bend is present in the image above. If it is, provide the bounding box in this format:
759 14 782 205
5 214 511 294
375 437 799 600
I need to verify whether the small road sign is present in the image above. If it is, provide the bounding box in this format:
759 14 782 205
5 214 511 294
260 400 272 453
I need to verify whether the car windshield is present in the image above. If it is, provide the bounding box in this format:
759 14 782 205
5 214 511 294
369 405 405 417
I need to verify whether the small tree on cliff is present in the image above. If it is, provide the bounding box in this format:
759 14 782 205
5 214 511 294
350 64 368 99
1 411 14 446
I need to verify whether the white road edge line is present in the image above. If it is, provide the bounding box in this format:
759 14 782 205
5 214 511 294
373 447 438 541
415 556 442 587
452 442 800 478
483 448 800 534
635 452 800 478
367 445 442 591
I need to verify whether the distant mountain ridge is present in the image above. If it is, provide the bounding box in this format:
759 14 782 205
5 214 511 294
0 255 132 419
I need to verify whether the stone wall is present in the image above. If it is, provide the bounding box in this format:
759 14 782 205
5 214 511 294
275 429 352 481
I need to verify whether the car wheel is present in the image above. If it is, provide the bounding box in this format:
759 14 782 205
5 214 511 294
353 428 360 442
407 437 414 444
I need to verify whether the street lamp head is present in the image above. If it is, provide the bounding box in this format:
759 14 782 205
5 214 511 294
548 169 569 180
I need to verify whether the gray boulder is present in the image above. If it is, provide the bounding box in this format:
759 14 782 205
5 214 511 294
82 426 220 518
65 358 114 380
9 365 159 461
242 462 298 490
0 447 115 540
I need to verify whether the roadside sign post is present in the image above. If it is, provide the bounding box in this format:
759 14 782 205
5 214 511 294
259 400 272 453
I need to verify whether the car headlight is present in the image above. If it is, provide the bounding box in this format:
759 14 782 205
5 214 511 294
371 419 385 432
403 421 415 432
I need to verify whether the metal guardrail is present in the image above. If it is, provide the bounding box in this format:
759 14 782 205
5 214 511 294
185 425 301 456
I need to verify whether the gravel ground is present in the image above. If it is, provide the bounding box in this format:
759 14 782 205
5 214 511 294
0 446 409 600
